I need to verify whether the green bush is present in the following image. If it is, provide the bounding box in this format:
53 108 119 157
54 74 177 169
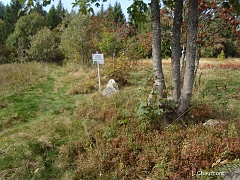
28 27 57 62
0 44 16 64
103 54 136 86
96 27 122 58
60 14 93 64
217 50 225 60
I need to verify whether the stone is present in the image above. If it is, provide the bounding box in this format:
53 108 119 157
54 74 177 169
102 79 119 97
218 164 240 180
203 119 221 126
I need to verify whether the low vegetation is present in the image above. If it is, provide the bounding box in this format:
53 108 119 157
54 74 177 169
0 59 240 179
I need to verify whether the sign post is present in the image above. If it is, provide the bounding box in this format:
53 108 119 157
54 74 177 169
92 52 104 92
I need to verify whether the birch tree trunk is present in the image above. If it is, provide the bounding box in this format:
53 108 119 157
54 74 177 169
177 0 199 115
149 0 167 99
171 0 183 102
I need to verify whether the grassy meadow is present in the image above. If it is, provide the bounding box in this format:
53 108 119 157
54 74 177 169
0 59 240 179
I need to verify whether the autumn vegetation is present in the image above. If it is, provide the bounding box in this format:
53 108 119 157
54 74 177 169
0 58 240 179
0 0 240 179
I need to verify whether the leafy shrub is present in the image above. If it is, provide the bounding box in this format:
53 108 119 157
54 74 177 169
134 90 177 130
28 27 57 62
6 12 46 49
123 36 142 60
60 14 93 64
189 103 215 123
96 27 122 58
103 54 137 86
0 44 16 64
217 50 225 60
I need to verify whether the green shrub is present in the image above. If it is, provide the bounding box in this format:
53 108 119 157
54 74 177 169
217 50 225 60
103 54 137 86
28 27 57 62
0 44 16 64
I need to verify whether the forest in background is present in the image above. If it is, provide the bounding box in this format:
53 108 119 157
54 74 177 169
0 0 239 65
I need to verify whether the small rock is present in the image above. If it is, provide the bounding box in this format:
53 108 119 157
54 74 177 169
102 79 119 97
203 119 221 126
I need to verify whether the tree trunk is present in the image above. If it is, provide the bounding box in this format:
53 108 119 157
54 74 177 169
177 0 199 116
149 0 167 99
171 0 183 102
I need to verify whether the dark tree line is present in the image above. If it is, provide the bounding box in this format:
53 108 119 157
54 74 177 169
0 0 239 65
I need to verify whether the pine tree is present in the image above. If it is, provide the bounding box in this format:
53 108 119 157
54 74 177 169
0 19 6 44
32 0 46 16
4 0 22 37
46 0 65 29
0 2 5 20
56 0 66 20
107 1 125 24
46 5 57 29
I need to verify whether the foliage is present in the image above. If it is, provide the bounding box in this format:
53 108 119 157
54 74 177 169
3 0 22 38
127 0 149 29
0 1 5 20
0 19 15 63
31 0 46 16
46 0 66 30
60 13 94 64
217 50 226 60
138 31 152 58
6 12 45 49
96 27 122 58
103 54 136 86
160 7 172 58
123 36 142 60
134 88 177 130
93 11 136 59
0 19 6 44
46 5 59 29
134 100 164 128
28 27 57 62
194 0 240 58
0 44 16 64
0 0 238 64
105 1 126 24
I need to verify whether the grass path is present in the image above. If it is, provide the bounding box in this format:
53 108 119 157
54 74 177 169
0 64 84 179
1 66 71 129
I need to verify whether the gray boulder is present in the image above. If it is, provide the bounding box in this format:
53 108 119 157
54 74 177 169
102 79 119 97
218 164 240 180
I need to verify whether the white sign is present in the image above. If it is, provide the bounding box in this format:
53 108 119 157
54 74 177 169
92 54 104 64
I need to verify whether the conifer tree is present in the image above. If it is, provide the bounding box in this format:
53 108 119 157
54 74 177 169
3 0 22 38
32 0 46 16
46 0 65 29
107 1 125 24
0 2 5 20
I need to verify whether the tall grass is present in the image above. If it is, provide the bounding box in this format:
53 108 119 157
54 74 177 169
0 62 48 97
